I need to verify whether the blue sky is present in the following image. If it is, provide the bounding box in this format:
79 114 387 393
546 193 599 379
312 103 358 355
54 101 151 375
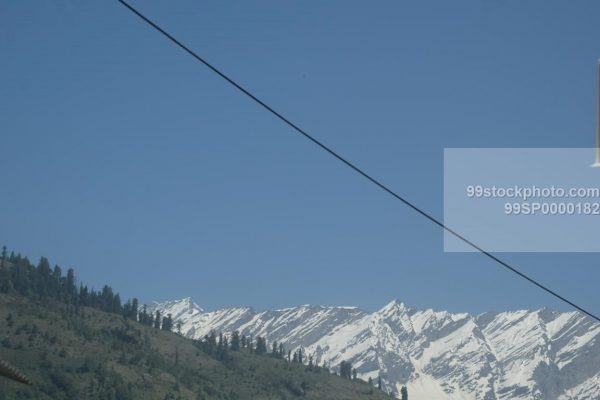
1 0 599 314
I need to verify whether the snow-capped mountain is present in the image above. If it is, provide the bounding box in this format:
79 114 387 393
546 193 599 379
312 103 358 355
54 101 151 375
147 298 600 400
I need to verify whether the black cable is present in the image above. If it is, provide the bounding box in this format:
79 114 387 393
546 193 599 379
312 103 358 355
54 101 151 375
116 0 600 323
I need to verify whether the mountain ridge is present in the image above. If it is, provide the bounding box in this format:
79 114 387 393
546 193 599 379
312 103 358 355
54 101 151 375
148 298 600 400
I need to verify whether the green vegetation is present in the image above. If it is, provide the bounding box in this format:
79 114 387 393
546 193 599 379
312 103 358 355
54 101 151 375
0 247 393 399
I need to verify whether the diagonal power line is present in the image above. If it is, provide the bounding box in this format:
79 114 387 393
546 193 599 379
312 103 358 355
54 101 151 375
116 0 600 323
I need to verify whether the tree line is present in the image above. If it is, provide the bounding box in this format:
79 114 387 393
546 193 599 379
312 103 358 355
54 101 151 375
194 328 407 398
0 246 173 331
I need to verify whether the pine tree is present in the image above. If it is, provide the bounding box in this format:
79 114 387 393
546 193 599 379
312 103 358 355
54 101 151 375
0 246 10 293
0 266 10 293
100 285 115 312
154 310 161 329
255 336 267 355
36 257 52 298
231 331 240 351
339 361 352 379
0 245 6 268
113 293 123 314
352 368 357 380
161 314 173 331
123 300 132 319
401 386 408 400
215 332 229 360
139 305 148 325
12 257 30 296
378 376 382 390
368 377 373 386
207 331 217 353
66 268 76 301
131 298 139 320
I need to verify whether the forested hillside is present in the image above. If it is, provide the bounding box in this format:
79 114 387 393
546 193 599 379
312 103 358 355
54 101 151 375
0 247 393 400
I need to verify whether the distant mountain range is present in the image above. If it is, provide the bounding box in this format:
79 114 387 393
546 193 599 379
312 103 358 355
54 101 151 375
148 298 600 400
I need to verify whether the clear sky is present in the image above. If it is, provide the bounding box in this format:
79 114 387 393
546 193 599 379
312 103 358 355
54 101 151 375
2 0 600 314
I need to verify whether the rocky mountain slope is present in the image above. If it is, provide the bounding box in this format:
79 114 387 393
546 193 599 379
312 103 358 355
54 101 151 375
149 298 600 399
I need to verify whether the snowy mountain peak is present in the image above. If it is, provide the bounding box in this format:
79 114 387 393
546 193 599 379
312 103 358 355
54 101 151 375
147 298 600 400
379 299 409 314
173 296 201 310
149 297 203 320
